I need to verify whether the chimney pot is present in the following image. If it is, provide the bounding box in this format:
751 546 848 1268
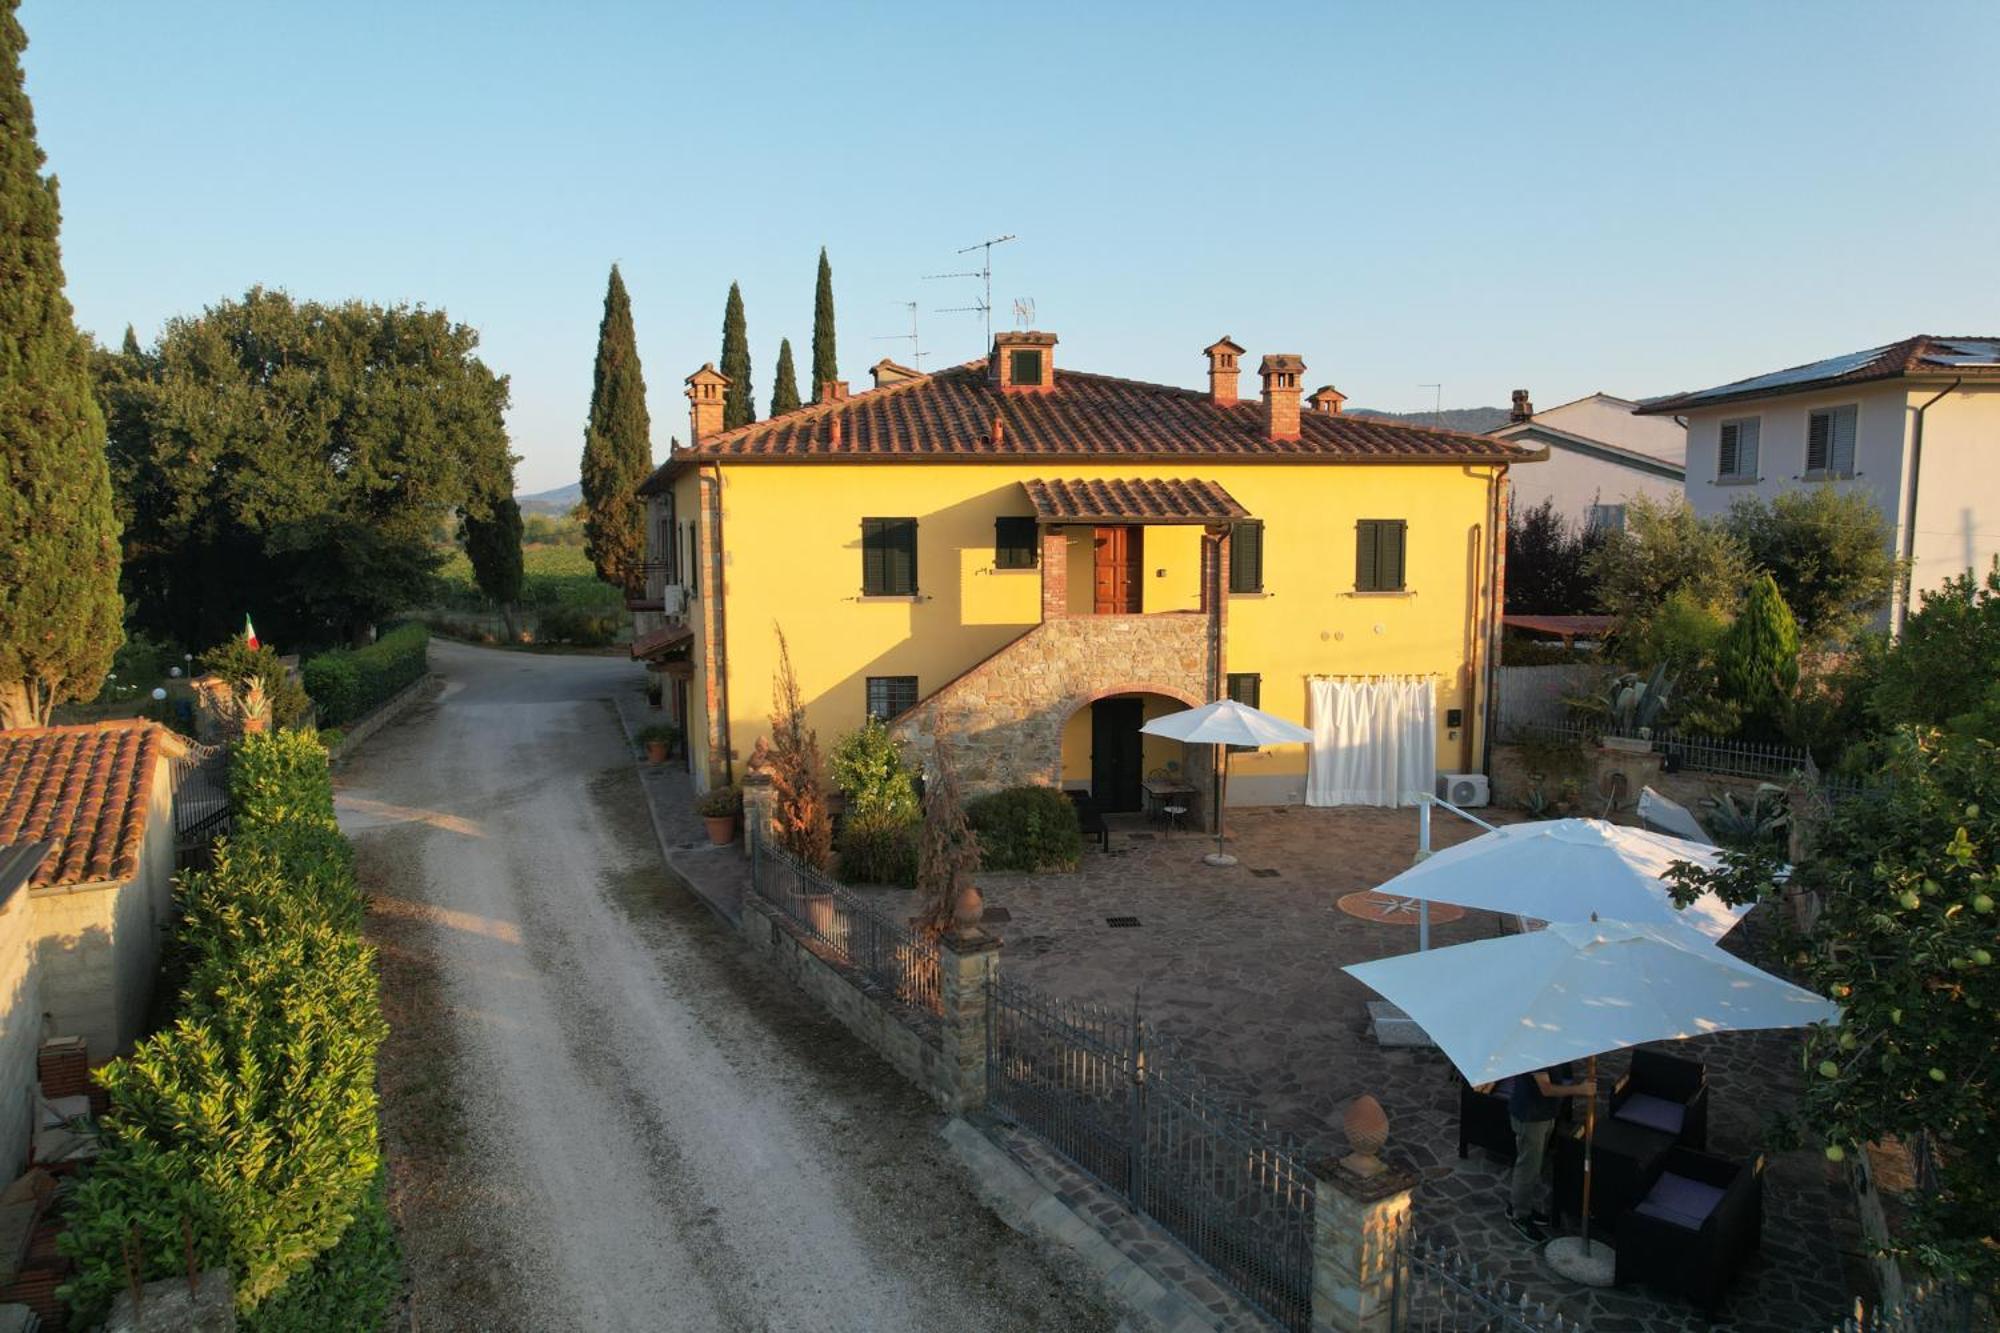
1204 336 1246 406
684 363 729 445
1309 384 1346 415
829 413 843 447
992 415 1005 447
1510 389 1534 423
818 379 850 404
1258 354 1306 442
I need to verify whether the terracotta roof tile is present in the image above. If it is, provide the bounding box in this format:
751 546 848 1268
630 624 693 661
0 722 173 888
641 361 1537 492
1637 335 2000 414
1024 477 1247 524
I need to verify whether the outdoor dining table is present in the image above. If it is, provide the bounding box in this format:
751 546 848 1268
1140 778 1196 824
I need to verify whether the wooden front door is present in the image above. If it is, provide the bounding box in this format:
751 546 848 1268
1092 525 1143 614
1091 697 1145 812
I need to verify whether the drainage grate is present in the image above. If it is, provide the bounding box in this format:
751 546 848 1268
981 906 1012 924
1250 868 1281 879
1105 915 1142 928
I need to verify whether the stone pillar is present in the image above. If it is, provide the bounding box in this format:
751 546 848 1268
1312 1097 1416 1333
937 925 1001 1113
740 772 774 863
1039 525 1068 620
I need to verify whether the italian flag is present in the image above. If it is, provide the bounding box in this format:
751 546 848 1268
244 615 260 651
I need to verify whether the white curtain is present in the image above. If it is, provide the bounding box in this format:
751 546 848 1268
1305 677 1437 807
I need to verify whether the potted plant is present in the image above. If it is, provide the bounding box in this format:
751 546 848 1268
697 784 741 846
637 722 680 765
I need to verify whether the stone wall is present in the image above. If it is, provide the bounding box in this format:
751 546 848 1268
0 881 40 1176
1489 740 1775 819
890 613 1212 794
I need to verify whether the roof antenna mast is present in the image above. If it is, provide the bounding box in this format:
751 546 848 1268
872 301 927 368
924 233 1016 351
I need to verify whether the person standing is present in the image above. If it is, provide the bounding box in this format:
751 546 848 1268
1506 1064 1595 1241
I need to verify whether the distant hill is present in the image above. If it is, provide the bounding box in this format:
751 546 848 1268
517 481 581 515
1348 406 1510 435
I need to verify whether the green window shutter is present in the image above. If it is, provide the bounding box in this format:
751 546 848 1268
892 518 917 594
1355 522 1379 591
1225 672 1262 750
1381 520 1406 591
995 516 1037 569
1229 521 1263 593
1356 520 1407 592
862 518 918 595
862 518 885 595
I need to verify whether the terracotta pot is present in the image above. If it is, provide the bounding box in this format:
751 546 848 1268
645 740 669 764
703 814 737 846
952 881 985 933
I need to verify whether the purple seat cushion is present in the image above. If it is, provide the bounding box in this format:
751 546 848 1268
1615 1091 1687 1136
1634 1171 1727 1230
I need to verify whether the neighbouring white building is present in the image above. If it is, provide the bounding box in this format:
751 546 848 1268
1638 336 2000 631
1486 390 1685 532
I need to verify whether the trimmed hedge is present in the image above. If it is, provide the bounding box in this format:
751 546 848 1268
302 623 429 726
59 731 396 1327
967 785 1083 872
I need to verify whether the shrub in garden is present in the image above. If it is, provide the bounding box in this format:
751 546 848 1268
767 629 833 869
837 817 919 887
301 623 429 725
535 604 619 646
968 785 1083 872
58 730 394 1327
197 638 311 729
831 718 921 885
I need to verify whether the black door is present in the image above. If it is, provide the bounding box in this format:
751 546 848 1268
1090 697 1145 813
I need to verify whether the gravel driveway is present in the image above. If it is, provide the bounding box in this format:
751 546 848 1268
340 639 1111 1332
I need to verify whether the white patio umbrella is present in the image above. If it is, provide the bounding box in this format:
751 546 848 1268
1141 698 1312 866
1373 817 1758 944
1345 919 1837 1276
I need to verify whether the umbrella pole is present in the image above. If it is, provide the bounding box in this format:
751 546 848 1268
1580 1053 1597 1253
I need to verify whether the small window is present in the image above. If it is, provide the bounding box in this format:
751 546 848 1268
1229 521 1264 594
1355 519 1407 592
866 676 918 720
1806 405 1858 477
1586 503 1627 534
1718 417 1760 480
861 517 918 596
1226 672 1262 752
685 523 699 596
995 516 1038 569
1009 348 1044 387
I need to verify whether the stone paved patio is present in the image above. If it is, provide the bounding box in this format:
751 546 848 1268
866 805 1874 1332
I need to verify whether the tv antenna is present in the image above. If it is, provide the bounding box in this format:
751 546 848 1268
1011 297 1036 330
1418 383 1443 428
871 301 927 368
924 233 1015 348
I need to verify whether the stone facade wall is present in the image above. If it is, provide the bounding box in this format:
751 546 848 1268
890 613 1212 794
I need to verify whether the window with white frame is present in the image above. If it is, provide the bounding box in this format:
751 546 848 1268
1806 405 1858 477
1718 417 1760 481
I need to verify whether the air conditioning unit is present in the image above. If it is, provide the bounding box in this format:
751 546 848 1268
661 585 688 618
1436 773 1490 808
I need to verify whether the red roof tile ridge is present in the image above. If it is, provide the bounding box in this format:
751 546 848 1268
680 358 975 455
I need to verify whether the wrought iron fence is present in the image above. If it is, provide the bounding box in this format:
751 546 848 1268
749 831 941 1030
1504 717 1818 784
986 978 1314 1332
1389 1234 1575 1332
171 741 232 844
1834 1279 1992 1333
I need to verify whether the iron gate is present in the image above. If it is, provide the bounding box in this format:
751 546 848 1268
986 978 1313 1331
1388 1233 1573 1332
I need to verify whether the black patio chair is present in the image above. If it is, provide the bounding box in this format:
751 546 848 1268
1458 1075 1518 1161
1610 1048 1709 1150
1614 1147 1765 1313
1064 790 1110 853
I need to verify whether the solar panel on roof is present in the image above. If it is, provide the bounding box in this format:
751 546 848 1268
1923 340 2000 367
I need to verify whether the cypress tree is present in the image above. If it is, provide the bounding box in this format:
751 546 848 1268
770 338 801 416
463 492 525 638
811 246 837 398
719 282 754 430
0 1 124 728
119 323 141 359
579 264 653 597
1718 571 1802 739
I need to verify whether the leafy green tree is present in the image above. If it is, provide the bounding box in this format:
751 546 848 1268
119 323 142 359
1873 563 2000 738
579 264 653 597
770 337 802 416
830 718 919 825
1726 489 1899 645
719 282 754 431
1505 498 1603 615
104 288 512 651
811 247 837 397
0 1 125 728
1588 495 1750 644
1669 730 1999 1289
1717 572 1801 738
463 492 525 635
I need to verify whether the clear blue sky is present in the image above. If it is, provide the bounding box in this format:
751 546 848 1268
21 1 2000 491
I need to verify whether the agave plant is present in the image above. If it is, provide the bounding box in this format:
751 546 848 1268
1699 782 1789 852
1605 663 1673 736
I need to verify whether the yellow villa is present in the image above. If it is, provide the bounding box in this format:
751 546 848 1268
632 332 1541 815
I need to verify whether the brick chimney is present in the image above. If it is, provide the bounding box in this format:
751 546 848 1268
1510 389 1534 423
685 363 729 444
992 331 1057 393
817 379 851 404
869 358 921 388
1259 354 1306 441
1204 336 1246 406
1309 384 1346 415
